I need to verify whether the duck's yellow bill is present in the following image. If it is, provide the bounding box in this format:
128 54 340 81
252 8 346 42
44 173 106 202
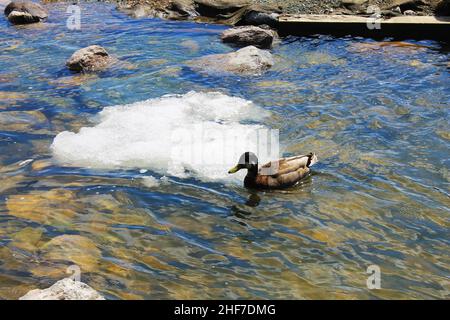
228 165 240 174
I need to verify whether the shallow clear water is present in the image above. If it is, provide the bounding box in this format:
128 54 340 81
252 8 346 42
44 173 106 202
0 3 449 299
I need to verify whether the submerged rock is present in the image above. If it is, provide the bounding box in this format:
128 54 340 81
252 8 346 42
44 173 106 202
0 110 48 132
4 1 48 25
40 235 102 272
66 45 113 73
189 45 273 75
20 278 104 300
221 25 277 49
180 39 200 52
6 189 80 226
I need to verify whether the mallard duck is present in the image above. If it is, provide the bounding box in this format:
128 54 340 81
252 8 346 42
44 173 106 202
228 152 318 189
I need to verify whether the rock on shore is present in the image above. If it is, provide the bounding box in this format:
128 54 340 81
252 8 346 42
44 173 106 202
435 0 450 15
66 45 113 73
20 278 105 300
188 45 274 75
119 0 446 18
4 1 48 25
119 0 281 25
221 25 278 48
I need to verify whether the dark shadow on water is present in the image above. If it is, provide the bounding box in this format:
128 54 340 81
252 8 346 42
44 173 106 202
229 172 319 221
230 192 261 221
245 193 261 207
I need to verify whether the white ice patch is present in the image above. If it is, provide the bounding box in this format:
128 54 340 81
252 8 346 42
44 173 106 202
51 91 277 182
142 176 160 188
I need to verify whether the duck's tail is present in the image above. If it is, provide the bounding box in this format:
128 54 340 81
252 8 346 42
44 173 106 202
307 152 318 167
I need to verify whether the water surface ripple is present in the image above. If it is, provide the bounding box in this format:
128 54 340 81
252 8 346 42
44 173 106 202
0 3 449 299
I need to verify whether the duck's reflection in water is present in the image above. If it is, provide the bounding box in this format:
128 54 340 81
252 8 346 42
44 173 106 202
230 193 261 223
228 173 319 223
245 193 261 207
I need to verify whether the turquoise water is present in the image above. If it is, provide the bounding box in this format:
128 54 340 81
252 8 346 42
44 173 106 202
0 2 449 299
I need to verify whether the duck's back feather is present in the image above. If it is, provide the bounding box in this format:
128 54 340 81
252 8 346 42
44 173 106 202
247 154 312 188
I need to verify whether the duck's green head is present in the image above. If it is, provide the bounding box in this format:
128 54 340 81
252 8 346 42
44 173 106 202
228 152 258 174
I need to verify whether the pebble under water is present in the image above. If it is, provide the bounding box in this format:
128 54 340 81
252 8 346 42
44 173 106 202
0 3 449 299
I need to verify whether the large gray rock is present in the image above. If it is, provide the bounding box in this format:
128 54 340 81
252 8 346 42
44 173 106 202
193 1 280 25
118 0 280 26
241 10 279 27
194 0 251 17
221 25 277 49
403 9 417 15
435 0 450 15
339 0 368 12
169 0 199 18
20 278 105 300
4 1 48 25
66 45 113 73
189 45 273 76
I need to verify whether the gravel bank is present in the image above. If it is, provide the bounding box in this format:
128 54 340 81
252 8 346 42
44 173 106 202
253 0 440 15
117 0 446 17
253 0 341 15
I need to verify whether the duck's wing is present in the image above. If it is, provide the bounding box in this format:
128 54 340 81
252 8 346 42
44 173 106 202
255 154 313 188
259 154 311 177
280 154 311 171
254 164 310 188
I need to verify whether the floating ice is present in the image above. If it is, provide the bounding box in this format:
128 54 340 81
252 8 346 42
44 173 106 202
141 175 171 188
51 91 278 182
141 176 161 188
